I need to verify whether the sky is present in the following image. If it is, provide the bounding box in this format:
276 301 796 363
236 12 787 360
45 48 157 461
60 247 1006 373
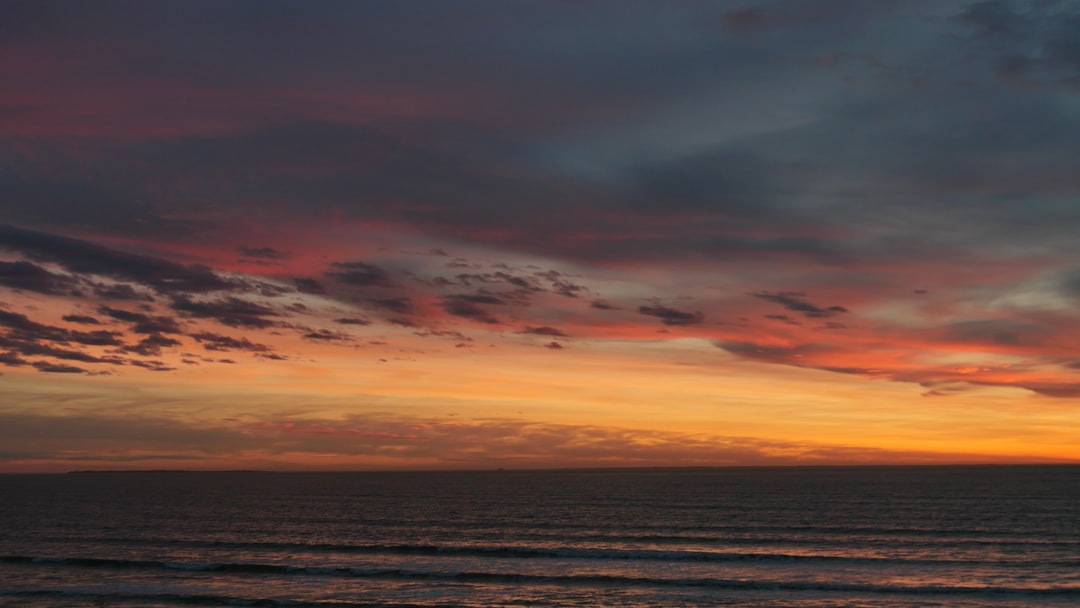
2 0 1080 471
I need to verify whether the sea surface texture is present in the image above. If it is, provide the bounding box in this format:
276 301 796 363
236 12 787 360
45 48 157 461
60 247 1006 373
0 466 1077 607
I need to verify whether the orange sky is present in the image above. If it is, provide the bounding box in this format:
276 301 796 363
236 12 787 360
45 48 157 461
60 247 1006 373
1 236 1077 471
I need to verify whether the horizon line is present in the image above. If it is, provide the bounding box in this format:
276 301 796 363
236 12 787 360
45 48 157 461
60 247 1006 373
0 462 1071 475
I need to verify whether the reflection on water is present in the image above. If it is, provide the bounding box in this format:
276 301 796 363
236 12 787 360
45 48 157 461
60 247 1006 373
0 466 1077 607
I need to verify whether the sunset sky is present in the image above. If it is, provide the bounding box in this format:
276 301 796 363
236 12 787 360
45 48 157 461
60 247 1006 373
2 0 1079 471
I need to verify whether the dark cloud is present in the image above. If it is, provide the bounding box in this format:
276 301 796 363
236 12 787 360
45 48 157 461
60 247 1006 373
545 341 565 350
293 277 327 295
753 291 848 318
0 225 233 294
189 332 273 353
368 297 413 315
0 260 78 295
1 309 97 343
92 283 152 301
764 314 801 326
716 341 863 376
0 50 908 271
448 293 503 305
590 300 619 311
171 295 279 329
149 124 603 250
445 268 588 300
32 362 89 374
327 261 396 287
0 351 29 366
533 270 588 298
238 246 290 260
334 317 371 326
521 326 569 337
1054 268 1080 300
128 359 175 372
303 329 351 341
133 316 183 335
919 380 972 398
631 149 789 218
98 306 182 334
720 1 865 34
943 319 1049 348
957 0 1080 89
718 340 812 361
414 329 471 342
455 271 535 290
97 306 148 323
0 1 1073 275
124 334 183 357
2 124 830 271
1026 384 1080 399
717 337 1080 399
11 341 123 365
441 294 502 324
0 168 195 238
62 315 100 325
247 280 293 298
67 330 125 347
441 302 499 324
638 305 705 326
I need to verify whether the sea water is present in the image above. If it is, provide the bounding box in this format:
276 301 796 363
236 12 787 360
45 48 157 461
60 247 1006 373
0 466 1077 607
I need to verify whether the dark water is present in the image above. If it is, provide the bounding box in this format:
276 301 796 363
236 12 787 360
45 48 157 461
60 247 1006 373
0 466 1078 607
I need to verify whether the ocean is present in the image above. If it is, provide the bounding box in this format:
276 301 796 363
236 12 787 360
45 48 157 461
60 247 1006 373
0 466 1077 607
